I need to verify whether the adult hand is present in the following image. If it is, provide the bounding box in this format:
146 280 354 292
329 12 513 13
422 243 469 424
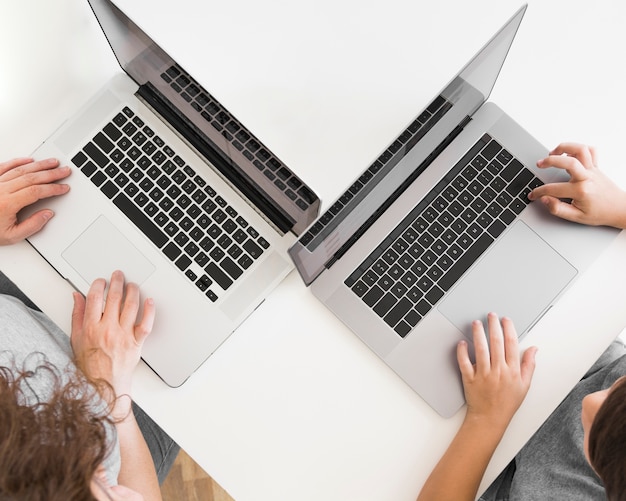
71 270 155 403
528 143 626 229
0 157 71 245
457 313 537 428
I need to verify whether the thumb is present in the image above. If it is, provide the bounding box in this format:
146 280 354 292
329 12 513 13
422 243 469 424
9 210 54 242
540 196 584 223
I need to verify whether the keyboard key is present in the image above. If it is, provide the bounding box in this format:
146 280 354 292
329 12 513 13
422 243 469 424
384 298 412 327
243 240 263 259
112 193 168 248
439 234 493 291
221 256 243 280
205 262 233 290
373 292 396 317
84 142 109 168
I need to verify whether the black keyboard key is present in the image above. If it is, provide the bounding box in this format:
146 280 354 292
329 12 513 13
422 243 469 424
103 123 122 142
112 193 168 248
384 298 412 327
405 309 422 328
72 151 88 167
243 240 263 259
506 168 534 196
351 281 369 297
425 285 444 305
509 198 527 214
394 321 412 338
84 142 109 168
501 159 524 182
163 242 181 261
221 256 243 280
94 132 114 153
81 161 97 177
487 219 506 238
481 139 501 161
101 181 118 199
205 262 233 290
363 285 384 308
91 171 106 187
175 255 192 271
373 293 396 318
239 255 253 270
439 234 493 291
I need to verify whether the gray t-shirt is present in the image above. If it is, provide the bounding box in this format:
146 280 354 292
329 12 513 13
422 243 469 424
0 294 121 484
481 340 626 500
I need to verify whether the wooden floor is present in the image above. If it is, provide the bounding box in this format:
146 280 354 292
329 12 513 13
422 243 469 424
161 449 235 501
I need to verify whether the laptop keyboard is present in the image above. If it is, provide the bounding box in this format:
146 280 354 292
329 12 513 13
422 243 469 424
299 94 453 249
160 64 317 212
71 106 269 303
344 133 543 337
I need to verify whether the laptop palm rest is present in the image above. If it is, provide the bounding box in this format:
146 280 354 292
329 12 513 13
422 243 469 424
438 220 577 338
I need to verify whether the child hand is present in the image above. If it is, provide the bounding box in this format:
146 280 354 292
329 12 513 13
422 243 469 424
528 143 626 229
457 313 537 428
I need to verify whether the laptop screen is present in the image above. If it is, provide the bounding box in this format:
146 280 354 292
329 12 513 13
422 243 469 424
87 0 320 236
289 5 527 285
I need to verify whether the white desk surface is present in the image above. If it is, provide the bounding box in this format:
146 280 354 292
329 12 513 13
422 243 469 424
2 1 626 499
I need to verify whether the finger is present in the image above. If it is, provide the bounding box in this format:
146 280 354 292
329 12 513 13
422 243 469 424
588 145 599 167
487 312 505 365
472 319 490 374
0 158 62 182
520 346 538 386
4 165 71 192
70 292 86 341
537 154 589 182
84 277 107 323
0 157 36 176
134 297 156 344
537 195 586 223
6 182 71 212
2 210 55 243
529 181 579 201
103 270 125 319
119 281 141 330
549 143 595 168
501 316 520 368
456 339 474 379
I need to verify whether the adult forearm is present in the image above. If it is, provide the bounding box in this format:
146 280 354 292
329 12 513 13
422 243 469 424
114 398 162 501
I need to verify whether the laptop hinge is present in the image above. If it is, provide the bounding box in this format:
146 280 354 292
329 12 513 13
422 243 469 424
324 115 473 270
137 83 295 234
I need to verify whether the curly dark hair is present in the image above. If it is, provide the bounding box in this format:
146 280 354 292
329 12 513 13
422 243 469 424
0 355 114 501
588 377 626 501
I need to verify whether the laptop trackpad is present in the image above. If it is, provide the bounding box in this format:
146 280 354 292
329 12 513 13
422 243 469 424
438 221 577 338
62 215 156 286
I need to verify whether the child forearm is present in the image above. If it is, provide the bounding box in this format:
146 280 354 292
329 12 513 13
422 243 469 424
416 415 508 501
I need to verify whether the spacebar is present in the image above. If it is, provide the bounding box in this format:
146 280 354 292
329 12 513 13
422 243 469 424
113 193 168 248
439 234 494 291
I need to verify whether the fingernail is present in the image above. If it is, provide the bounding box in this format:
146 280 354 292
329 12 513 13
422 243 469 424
42 210 54 221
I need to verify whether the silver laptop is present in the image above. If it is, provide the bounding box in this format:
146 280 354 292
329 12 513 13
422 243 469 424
288 4 618 417
24 0 320 387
